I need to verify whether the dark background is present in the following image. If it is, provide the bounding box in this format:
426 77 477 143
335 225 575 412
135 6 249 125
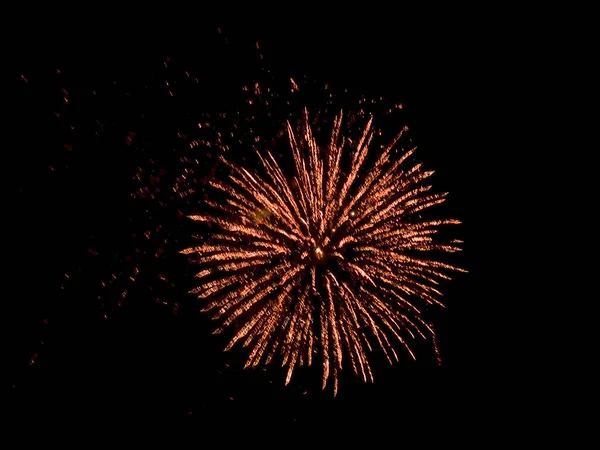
9 20 494 427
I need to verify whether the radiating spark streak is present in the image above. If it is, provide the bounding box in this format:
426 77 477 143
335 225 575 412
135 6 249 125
246 284 293 367
183 110 464 394
214 263 298 320
258 151 309 233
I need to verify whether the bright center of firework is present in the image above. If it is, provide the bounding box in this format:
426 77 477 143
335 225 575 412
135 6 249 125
302 241 329 264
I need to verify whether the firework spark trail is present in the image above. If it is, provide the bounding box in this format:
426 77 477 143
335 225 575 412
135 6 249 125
182 109 464 394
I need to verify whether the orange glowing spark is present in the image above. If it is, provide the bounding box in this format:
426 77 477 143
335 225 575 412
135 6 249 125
182 109 464 394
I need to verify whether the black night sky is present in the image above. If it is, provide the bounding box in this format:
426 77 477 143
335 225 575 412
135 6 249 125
9 21 492 427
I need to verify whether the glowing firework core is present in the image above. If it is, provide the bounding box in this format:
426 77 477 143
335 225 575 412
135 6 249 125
314 246 325 260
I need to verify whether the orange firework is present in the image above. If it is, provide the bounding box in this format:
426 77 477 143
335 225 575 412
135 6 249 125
181 109 464 394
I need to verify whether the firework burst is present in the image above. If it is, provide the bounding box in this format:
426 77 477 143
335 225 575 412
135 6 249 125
182 108 464 394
